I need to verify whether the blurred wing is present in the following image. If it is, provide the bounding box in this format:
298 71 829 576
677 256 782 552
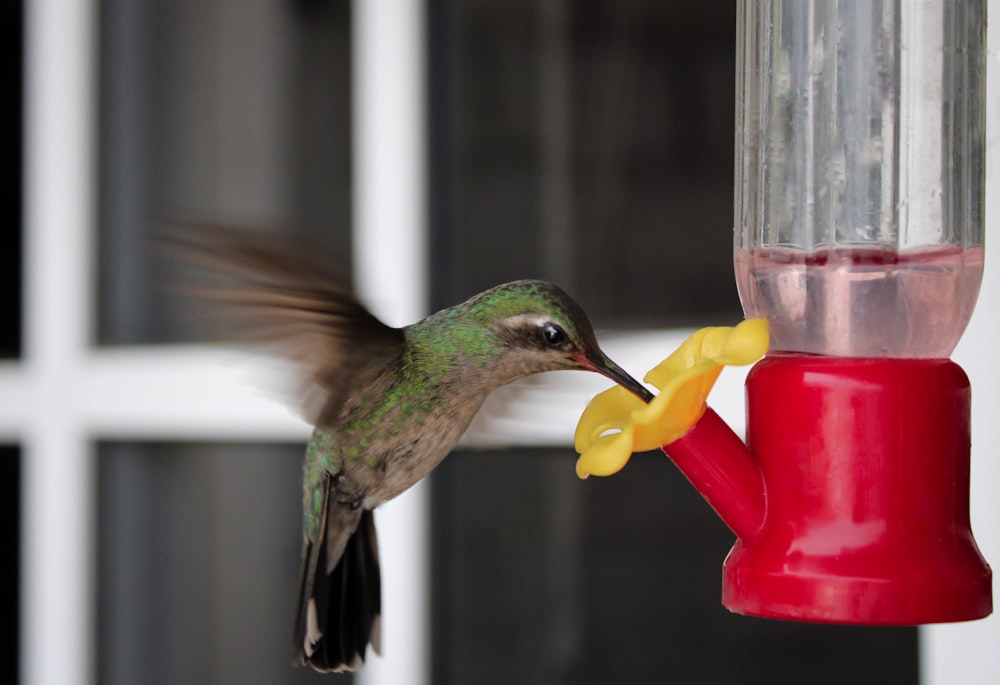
162 225 405 427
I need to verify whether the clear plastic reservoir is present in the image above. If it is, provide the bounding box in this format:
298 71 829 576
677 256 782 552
734 0 986 358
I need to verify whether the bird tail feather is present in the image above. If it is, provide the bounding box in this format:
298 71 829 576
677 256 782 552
295 486 382 672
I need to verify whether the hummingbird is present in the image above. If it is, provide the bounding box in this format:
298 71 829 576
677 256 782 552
169 228 654 672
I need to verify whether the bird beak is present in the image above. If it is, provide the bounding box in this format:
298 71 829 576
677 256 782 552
581 352 654 404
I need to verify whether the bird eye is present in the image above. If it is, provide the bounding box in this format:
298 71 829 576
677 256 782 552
542 323 567 347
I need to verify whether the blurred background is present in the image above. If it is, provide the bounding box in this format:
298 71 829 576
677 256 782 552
8 0 1000 684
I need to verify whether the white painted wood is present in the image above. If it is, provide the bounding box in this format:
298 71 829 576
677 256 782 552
22 1 96 684
352 1 429 684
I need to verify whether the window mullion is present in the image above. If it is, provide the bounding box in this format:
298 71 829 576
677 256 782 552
352 1 430 684
23 1 97 685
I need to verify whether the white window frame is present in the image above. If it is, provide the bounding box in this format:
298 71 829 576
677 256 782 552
15 1 999 684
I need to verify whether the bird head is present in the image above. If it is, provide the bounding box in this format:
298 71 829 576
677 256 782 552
454 280 654 402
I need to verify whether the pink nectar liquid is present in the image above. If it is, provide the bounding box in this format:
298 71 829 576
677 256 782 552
735 245 984 358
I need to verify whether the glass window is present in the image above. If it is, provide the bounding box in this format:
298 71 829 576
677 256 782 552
2 2 22 675
97 442 340 685
433 448 917 684
428 0 742 328
1 0 23 358
0 446 19 683
88 1 922 683
94 1 354 682
427 3 918 683
97 0 352 345
18 0 1000 682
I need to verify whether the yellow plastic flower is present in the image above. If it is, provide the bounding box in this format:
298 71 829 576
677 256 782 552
574 318 769 479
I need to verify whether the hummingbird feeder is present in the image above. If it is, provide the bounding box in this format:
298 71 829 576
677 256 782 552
576 0 992 625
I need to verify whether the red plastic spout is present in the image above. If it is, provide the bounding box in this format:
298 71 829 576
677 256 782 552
663 408 764 541
661 355 993 625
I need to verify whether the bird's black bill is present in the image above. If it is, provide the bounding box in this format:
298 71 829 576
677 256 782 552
586 353 654 404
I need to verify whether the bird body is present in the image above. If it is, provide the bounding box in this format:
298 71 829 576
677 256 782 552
295 279 653 671
171 229 651 672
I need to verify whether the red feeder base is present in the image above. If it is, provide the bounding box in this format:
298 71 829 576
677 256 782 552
720 356 992 624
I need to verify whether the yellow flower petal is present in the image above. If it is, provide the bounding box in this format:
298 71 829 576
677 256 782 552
631 368 719 448
573 319 769 480
708 318 770 365
574 385 643 452
575 424 636 479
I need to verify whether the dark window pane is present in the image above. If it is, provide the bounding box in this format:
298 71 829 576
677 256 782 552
432 449 918 684
429 0 742 328
0 446 19 683
97 0 352 345
1 1 23 358
96 442 342 685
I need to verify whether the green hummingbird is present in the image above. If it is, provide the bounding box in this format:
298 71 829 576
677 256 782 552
170 228 653 673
